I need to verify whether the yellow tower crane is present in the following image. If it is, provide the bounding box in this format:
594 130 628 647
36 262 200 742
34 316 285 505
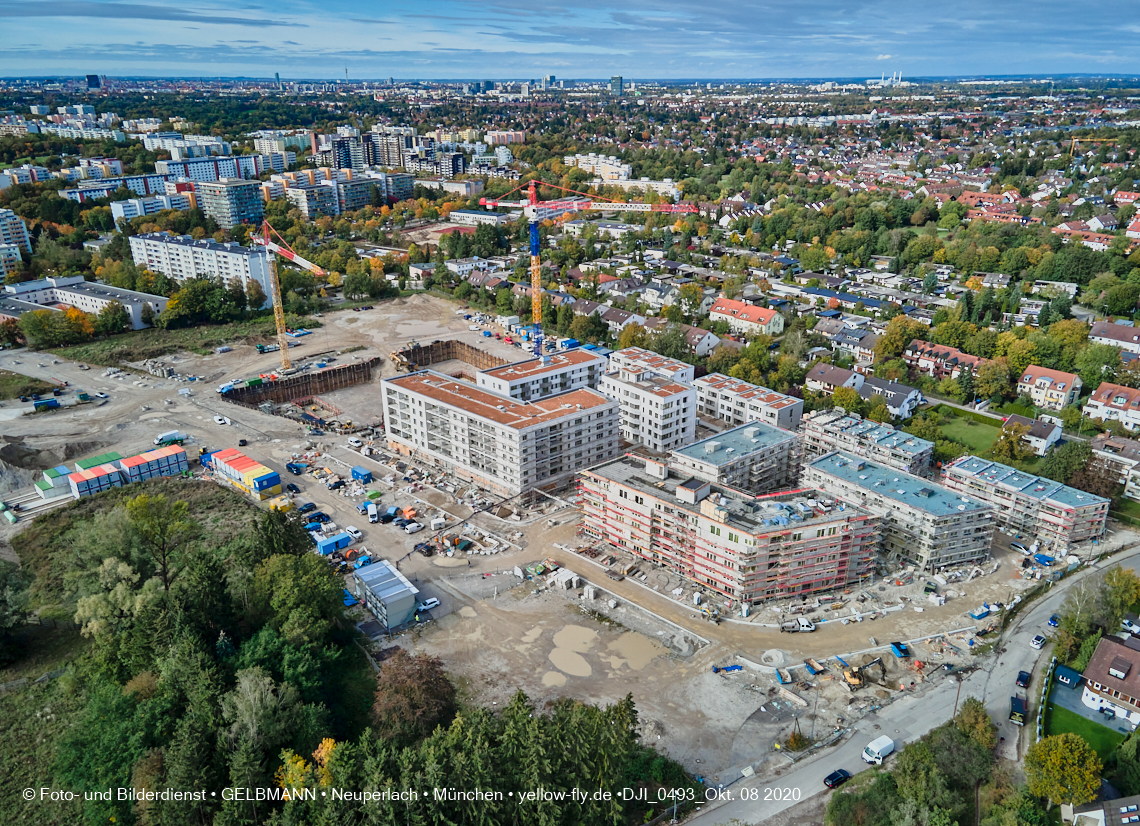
254 221 326 371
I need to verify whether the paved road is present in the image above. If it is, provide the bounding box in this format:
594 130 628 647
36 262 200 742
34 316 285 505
687 547 1140 825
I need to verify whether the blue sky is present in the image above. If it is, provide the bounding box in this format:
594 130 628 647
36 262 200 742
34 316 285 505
1 0 1139 79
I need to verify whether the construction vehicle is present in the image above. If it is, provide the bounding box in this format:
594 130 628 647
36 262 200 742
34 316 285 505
253 221 326 371
843 657 886 689
699 605 721 624
479 181 697 355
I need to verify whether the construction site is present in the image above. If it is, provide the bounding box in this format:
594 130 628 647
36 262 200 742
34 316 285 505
1 291 1138 788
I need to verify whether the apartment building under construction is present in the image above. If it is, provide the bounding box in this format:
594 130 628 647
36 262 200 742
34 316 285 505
941 456 1109 551
577 455 880 603
667 422 799 494
800 408 934 477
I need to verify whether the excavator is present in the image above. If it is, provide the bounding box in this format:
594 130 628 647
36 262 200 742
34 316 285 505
843 657 886 689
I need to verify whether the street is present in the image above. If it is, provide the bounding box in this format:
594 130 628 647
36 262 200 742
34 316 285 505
687 546 1140 825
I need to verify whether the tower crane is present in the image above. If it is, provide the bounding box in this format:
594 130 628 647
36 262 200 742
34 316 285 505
253 220 326 371
1068 136 1116 157
479 181 697 353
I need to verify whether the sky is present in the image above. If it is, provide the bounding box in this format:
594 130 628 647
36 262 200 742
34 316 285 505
2 0 1139 80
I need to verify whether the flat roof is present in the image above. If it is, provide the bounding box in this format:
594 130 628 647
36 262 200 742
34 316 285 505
586 455 871 534
947 456 1109 510
386 370 614 429
0 296 50 316
692 373 801 410
355 558 419 602
806 451 989 517
480 348 604 381
601 373 692 399
805 410 932 456
611 346 691 375
672 422 796 467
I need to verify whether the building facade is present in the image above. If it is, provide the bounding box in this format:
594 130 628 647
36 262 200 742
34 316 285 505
802 451 994 570
578 455 879 603
941 456 1109 551
800 409 934 476
110 194 191 222
1083 382 1140 431
475 349 607 401
0 207 32 253
382 371 620 496
608 347 695 383
1016 365 1081 411
708 296 785 336
154 155 265 182
668 422 799 494
3 275 167 329
128 233 272 303
285 183 339 219
598 372 696 453
692 373 804 430
1090 320 1140 355
197 178 265 228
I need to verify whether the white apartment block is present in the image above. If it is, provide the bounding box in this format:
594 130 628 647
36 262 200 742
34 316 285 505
608 347 695 383
382 371 620 497
692 373 804 430
476 349 607 401
129 233 272 305
155 155 266 182
1015 365 1082 412
445 257 487 277
143 134 231 156
449 209 515 227
802 452 994 570
668 422 799 494
577 456 880 603
800 409 934 477
110 194 191 222
598 371 696 453
0 244 22 279
3 275 167 329
564 153 633 181
0 208 31 253
941 456 1109 551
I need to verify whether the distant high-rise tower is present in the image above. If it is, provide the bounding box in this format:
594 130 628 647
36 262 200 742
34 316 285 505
275 72 281 90
86 74 100 89
387 77 394 85
610 76 623 96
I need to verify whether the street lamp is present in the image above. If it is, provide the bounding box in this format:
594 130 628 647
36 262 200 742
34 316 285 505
952 674 963 717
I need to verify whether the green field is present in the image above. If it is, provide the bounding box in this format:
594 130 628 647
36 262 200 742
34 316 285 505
936 411 1003 453
0 369 56 400
1045 704 1125 761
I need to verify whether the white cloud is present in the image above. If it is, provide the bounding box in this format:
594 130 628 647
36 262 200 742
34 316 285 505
876 53 892 60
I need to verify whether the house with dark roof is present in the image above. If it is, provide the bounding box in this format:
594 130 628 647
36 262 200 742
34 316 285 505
903 339 988 380
1091 321 1140 356
1002 414 1061 456
1081 636 1140 729
858 376 923 418
805 364 864 395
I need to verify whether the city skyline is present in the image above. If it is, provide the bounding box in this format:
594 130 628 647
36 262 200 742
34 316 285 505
2 0 1139 79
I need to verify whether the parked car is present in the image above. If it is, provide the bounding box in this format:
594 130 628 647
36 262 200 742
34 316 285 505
238 439 247 447
393 517 410 528
1016 670 1031 689
213 415 229 425
404 522 424 534
416 597 440 612
1048 614 1059 627
310 511 330 523
1030 634 1047 650
95 392 108 399
347 437 363 448
285 483 300 494
327 479 346 491
1011 541 1030 554
297 502 317 514
345 526 363 540
378 512 397 524
823 769 851 789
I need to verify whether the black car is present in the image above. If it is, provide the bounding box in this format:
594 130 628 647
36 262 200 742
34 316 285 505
238 439 248 447
297 502 317 514
327 479 346 491
311 512 330 523
286 483 300 494
824 769 851 789
1016 670 1031 689
378 513 397 524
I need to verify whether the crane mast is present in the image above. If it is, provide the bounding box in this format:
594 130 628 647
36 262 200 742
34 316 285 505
254 221 326 373
480 181 696 355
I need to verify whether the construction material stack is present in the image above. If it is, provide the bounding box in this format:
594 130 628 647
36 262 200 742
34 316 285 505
204 448 282 500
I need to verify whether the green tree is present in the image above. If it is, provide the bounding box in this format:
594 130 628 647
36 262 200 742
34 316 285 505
831 386 864 415
1025 733 1102 807
1076 343 1122 391
125 493 197 591
94 300 130 337
677 283 705 319
990 422 1033 462
954 696 996 750
1039 440 1092 484
372 649 457 746
975 358 1013 400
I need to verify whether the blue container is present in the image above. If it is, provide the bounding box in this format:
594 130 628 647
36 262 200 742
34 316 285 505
253 472 282 491
351 465 372 483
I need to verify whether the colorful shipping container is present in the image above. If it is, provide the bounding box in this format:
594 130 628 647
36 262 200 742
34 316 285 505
205 448 282 500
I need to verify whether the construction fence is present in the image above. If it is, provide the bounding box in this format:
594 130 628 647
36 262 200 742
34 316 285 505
392 340 509 372
223 358 384 408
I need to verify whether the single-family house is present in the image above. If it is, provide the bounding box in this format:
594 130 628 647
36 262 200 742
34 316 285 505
857 376 923 418
1084 382 1140 432
1081 636 1140 728
708 296 785 336
1002 414 1062 457
903 339 988 380
805 364 864 395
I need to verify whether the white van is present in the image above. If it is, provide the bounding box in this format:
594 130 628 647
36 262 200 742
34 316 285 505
347 437 363 449
862 735 895 765
367 503 378 523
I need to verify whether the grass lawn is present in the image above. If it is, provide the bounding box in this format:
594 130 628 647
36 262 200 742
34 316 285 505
1045 704 1125 762
1114 499 1140 522
0 369 56 400
936 412 1003 453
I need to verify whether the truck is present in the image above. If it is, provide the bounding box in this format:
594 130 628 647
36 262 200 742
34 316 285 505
862 735 895 765
351 465 372 483
780 617 816 633
216 382 235 394
890 641 911 658
153 430 188 446
1009 695 1027 726
316 531 353 556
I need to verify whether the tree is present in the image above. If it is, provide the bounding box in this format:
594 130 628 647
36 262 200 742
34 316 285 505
1069 456 1123 503
1076 343 1122 392
0 560 30 655
990 422 1033 462
245 279 268 309
1025 733 1102 807
371 649 457 746
1039 440 1092 485
866 396 892 423
831 386 864 415
975 358 1013 400
922 272 939 294
1101 567 1140 632
875 316 928 361
496 287 514 313
94 300 130 337
677 283 705 319
954 696 996 750
140 302 155 327
652 324 692 361
125 493 197 591
618 323 651 350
